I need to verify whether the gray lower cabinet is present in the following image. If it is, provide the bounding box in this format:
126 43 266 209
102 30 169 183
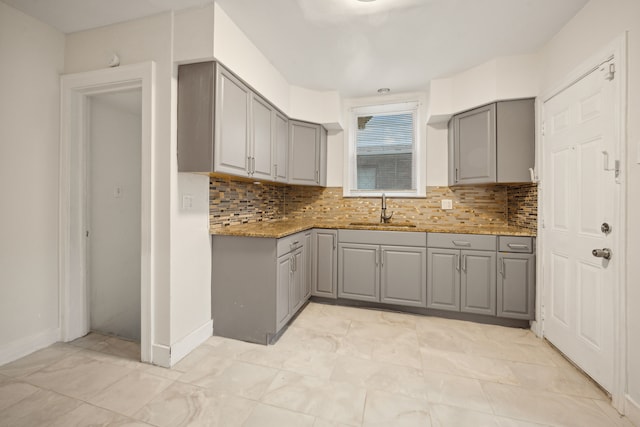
212 232 309 344
497 236 536 320
427 233 497 315
338 230 427 308
311 229 338 298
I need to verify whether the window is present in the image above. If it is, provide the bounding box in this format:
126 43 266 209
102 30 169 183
347 101 421 196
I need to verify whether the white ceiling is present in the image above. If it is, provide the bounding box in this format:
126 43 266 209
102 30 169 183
5 0 589 97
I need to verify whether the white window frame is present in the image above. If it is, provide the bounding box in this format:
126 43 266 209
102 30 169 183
345 100 424 197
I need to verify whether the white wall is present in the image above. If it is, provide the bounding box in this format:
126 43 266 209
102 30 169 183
88 92 142 342
65 9 213 366
428 54 540 123
537 0 640 420
0 2 65 364
174 5 215 64
213 3 290 115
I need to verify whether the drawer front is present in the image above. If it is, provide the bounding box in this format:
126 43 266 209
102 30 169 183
277 232 305 257
427 233 496 251
338 230 426 247
498 236 534 253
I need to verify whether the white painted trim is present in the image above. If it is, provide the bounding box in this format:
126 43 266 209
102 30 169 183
0 327 60 366
169 320 213 367
538 34 628 413
59 62 156 363
625 395 640 426
152 344 171 368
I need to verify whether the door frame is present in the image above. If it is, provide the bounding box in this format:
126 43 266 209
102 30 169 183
59 62 155 362
536 34 627 411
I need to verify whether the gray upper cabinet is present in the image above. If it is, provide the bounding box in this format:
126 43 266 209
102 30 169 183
178 61 326 186
177 62 215 172
312 229 338 299
273 112 289 182
453 103 496 185
289 120 326 186
449 98 535 185
250 94 275 180
215 65 251 176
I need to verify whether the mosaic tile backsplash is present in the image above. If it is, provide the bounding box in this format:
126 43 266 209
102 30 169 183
209 176 538 233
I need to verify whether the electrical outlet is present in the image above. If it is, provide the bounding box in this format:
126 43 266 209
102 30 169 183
441 199 453 210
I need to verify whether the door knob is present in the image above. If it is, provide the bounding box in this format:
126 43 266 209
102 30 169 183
592 248 612 260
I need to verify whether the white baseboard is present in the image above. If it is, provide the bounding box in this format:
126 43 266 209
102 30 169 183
626 395 640 426
0 327 60 366
151 344 171 368
169 320 213 367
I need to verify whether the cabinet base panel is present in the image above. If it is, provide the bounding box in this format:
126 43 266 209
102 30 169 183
310 297 530 329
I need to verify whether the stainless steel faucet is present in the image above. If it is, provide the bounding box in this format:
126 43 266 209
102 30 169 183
380 193 393 223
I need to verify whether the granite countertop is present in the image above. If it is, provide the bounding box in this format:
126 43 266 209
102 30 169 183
210 218 536 238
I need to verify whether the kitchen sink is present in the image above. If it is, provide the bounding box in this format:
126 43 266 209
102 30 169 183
349 221 417 228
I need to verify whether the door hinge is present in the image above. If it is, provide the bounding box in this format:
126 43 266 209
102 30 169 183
541 122 546 137
86 230 89 238
605 63 615 81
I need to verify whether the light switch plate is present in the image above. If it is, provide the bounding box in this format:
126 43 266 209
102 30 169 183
182 195 193 209
441 199 453 210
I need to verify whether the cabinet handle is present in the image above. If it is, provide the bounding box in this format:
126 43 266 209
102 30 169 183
499 258 505 276
381 249 385 267
274 164 278 178
453 240 471 247
462 254 466 271
332 234 336 250
376 248 379 266
247 156 252 175
507 243 529 250
456 254 460 271
290 255 294 273
315 170 319 183
455 168 459 182
252 157 256 174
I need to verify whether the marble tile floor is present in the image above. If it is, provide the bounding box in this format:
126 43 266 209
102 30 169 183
0 302 634 427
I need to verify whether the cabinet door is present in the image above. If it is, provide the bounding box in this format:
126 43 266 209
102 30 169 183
289 120 320 185
276 254 292 331
427 248 460 311
460 250 496 315
497 253 535 319
312 230 338 298
380 246 427 308
453 103 496 184
177 62 214 172
215 66 250 176
274 112 289 181
290 248 305 314
251 94 274 180
338 243 379 302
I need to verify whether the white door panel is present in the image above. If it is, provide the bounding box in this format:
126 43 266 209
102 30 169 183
542 61 617 392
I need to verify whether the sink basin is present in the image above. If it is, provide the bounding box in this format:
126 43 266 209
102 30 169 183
349 221 417 228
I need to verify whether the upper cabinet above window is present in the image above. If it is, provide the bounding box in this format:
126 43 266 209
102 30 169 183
449 98 535 186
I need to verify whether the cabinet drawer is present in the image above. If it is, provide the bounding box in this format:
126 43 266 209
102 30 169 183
427 233 496 251
277 232 305 256
498 236 534 253
338 230 426 247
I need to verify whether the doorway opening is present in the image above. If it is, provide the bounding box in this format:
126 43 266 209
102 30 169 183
87 89 142 345
60 62 155 363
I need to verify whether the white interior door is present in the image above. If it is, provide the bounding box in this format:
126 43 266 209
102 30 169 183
542 59 619 392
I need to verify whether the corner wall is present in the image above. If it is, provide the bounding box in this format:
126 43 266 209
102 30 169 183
0 2 65 363
537 0 640 420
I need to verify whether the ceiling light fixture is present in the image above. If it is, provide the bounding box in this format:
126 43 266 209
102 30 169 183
357 0 376 2
377 88 390 95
